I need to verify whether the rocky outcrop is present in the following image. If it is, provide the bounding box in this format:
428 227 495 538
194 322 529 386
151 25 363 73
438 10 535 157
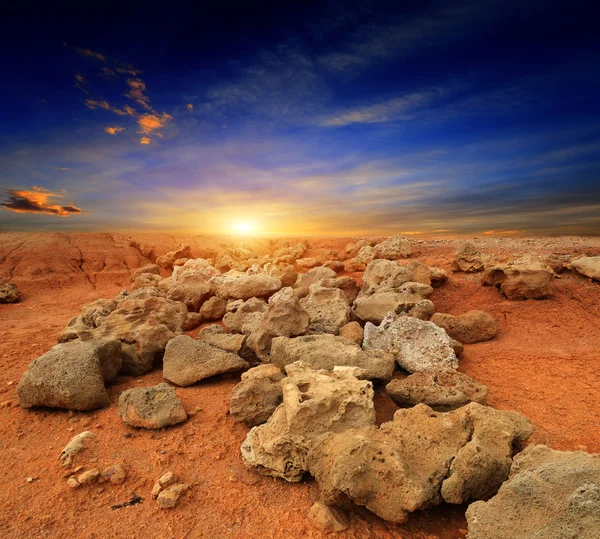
300 285 350 334
308 402 532 523
0 282 21 303
482 255 553 299
241 364 376 482
569 256 600 281
163 335 249 386
118 383 187 429
363 312 457 373
270 335 395 382
466 444 600 539
18 339 122 410
156 244 193 269
373 236 412 259
385 369 488 411
210 271 282 300
451 242 490 272
430 310 498 343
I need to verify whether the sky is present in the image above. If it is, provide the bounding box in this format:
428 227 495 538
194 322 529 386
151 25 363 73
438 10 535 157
1 0 599 236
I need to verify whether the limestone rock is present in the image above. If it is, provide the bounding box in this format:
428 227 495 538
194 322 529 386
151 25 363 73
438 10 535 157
230 365 284 426
58 298 118 342
386 369 488 411
166 271 211 311
118 383 187 429
431 310 498 344
308 402 532 523
373 236 412 259
131 272 163 291
430 267 448 287
344 246 375 272
210 271 282 300
308 502 349 533
294 266 337 289
569 256 600 281
405 260 431 285
130 264 160 282
451 242 490 272
157 483 189 508
59 431 96 467
163 335 248 386
320 276 361 304
241 364 376 482
339 321 364 346
223 297 268 334
17 339 122 410
0 283 21 303
482 255 553 300
300 285 350 334
263 263 298 287
363 312 457 373
198 295 227 321
270 335 395 382
466 445 600 539
360 259 413 297
156 244 192 269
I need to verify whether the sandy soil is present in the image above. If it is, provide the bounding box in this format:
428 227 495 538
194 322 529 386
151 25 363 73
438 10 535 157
0 232 599 538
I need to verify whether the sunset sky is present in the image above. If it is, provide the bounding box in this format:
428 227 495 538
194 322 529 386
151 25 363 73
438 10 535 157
1 0 599 236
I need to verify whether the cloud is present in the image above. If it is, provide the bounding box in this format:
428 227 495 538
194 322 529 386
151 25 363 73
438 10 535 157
186 103 194 111
75 48 106 63
104 126 125 135
100 67 117 79
75 73 89 94
140 136 151 145
1 187 83 217
85 98 130 116
137 112 172 138
124 78 152 111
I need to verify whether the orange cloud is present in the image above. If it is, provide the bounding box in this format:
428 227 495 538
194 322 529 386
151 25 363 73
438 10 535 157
125 78 152 111
136 112 172 143
85 98 130 116
101 67 117 79
186 103 194 111
483 229 519 235
75 48 106 63
1 188 83 217
104 126 125 135
140 136 151 145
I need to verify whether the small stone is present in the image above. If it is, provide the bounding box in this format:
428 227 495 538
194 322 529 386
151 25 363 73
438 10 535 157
67 476 80 488
77 468 100 485
99 464 127 485
158 471 178 487
156 483 189 509
308 501 349 533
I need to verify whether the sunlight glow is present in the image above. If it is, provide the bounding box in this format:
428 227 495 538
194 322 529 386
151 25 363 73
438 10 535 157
232 220 257 235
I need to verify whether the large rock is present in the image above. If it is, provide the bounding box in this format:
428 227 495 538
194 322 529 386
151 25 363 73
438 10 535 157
320 276 361 304
156 244 192 269
294 266 337 289
223 297 268 334
0 283 21 303
300 285 350 334
373 236 412 259
198 325 256 364
344 246 375 272
58 297 118 341
241 364 376 482
466 445 600 539
451 242 490 272
308 402 532 523
430 310 498 344
198 295 227 321
17 339 122 410
270 335 395 382
229 365 284 426
130 263 160 283
482 255 553 300
163 335 248 386
363 312 457 373
385 369 488 411
210 271 282 300
118 383 187 429
166 271 211 311
360 259 413 297
131 272 163 291
569 256 600 281
246 287 310 359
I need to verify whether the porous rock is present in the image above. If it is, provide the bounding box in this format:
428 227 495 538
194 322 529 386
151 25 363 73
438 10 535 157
430 310 498 344
339 321 363 346
118 383 187 429
156 244 192 269
0 283 21 303
360 259 413 297
210 271 282 300
569 256 600 281
300 285 350 334
308 502 349 533
373 236 412 259
230 365 284 426
166 271 211 311
223 297 268 334
482 254 553 300
451 242 490 272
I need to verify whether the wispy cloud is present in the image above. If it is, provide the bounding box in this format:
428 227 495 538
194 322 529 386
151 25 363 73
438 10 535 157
124 78 152 111
1 187 83 217
75 47 106 63
104 126 125 135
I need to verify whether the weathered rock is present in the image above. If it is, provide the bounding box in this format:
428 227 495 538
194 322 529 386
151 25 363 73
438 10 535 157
320 276 361 305
163 335 248 386
373 236 412 259
131 272 163 290
308 502 349 533
360 259 413 297
0 283 21 303
323 261 345 273
152 471 178 498
405 260 431 286
246 287 310 359
198 295 227 321
230 365 284 426
543 253 571 274
363 312 457 373
344 246 375 272
156 244 192 269
59 431 96 467
451 339 464 356
339 321 363 346
308 402 532 523
118 383 187 429
429 267 448 287
210 271 282 300
157 483 189 508
431 310 498 344
294 266 337 289
173 258 219 282
17 340 122 411
58 297 118 342
241 364 376 482
466 445 600 539
129 239 157 262
296 257 319 271
129 262 160 282
263 263 298 287
386 369 488 411
77 468 101 485
182 312 203 331
300 285 350 334
223 297 268 334
482 255 553 300
99 464 127 485
166 271 211 311
270 335 395 382
451 242 490 272
569 256 600 281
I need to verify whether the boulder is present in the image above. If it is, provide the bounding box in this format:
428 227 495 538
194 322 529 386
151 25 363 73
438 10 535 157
131 272 163 291
373 236 412 259
156 244 193 269
223 297 268 334
294 266 337 289
198 295 228 321
543 253 571 274
569 256 600 281
166 271 211 311
270 335 395 382
58 297 118 342
17 339 122 410
118 383 187 429
344 246 375 272
163 335 248 386
320 276 361 304
300 285 350 334
339 321 364 346
363 312 457 373
308 402 532 523
482 255 553 300
296 257 319 271
230 365 284 426
360 259 413 297
429 267 448 287
385 369 488 411
197 325 256 364
0 283 21 303
130 263 160 283
263 264 298 287
430 310 498 343
210 271 282 300
405 260 431 286
173 258 219 282
241 364 376 482
451 242 490 272
308 502 349 533
466 445 600 539
323 261 345 273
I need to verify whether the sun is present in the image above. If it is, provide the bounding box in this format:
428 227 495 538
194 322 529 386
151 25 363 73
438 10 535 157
232 220 256 235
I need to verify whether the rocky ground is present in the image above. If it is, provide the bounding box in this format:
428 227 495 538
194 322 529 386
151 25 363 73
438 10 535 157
0 232 599 538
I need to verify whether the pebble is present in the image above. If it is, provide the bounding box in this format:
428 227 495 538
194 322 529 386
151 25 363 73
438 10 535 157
77 468 100 485
156 483 189 509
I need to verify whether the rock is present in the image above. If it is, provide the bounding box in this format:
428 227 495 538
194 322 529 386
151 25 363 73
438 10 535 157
270 335 395 382
59 431 96 467
196 325 256 363
543 253 571 274
296 257 319 271
294 266 337 289
166 271 211 311
152 471 178 498
360 259 413 297
451 339 464 356
198 295 227 321
308 502 349 533
320 276 361 304
57 298 117 342
241 364 376 482
246 287 310 359
308 402 532 523
482 255 553 300
118 383 187 429
131 272 163 290
156 244 193 269
99 464 127 485
429 267 448 287
405 260 431 285
386 369 488 411
130 264 160 282
210 271 282 300
344 246 375 272
569 256 600 281
451 242 490 272
77 468 100 485
182 312 203 331
157 483 189 508
373 236 412 259
466 445 600 539
264 264 297 287
129 239 157 262
67 476 80 488
223 297 268 334
163 335 248 386
0 283 21 303
363 312 457 373
17 340 122 411
323 261 345 273
173 258 219 282
300 285 350 334
339 321 364 346
431 310 498 343
230 365 284 426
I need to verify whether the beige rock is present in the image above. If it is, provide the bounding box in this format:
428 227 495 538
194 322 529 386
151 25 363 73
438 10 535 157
130 263 160 282
210 271 282 300
339 321 363 346
156 244 192 269
157 483 189 508
300 285 350 334
198 295 227 321
118 383 187 429
230 371 283 426
166 271 211 311
296 257 319 271
373 236 412 259
429 267 448 287
263 264 298 287
59 431 96 467
0 283 21 303
77 468 100 485
294 266 337 289
323 261 345 273
58 297 118 342
320 276 360 304
99 464 127 485
223 297 268 334
451 242 490 272
308 502 349 533
431 310 498 343
482 255 553 300
131 272 163 291
569 255 600 281
360 259 413 297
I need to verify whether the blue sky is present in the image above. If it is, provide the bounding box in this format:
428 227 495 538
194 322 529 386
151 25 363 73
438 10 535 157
1 0 599 235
